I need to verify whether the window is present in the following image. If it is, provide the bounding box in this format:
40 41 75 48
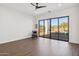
38 16 69 42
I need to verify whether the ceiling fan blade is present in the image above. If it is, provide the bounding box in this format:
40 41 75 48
37 6 46 8
31 3 36 6
31 3 46 10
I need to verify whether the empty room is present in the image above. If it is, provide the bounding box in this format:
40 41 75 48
0 3 79 56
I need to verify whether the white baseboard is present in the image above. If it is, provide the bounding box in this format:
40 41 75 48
69 41 79 44
0 36 31 44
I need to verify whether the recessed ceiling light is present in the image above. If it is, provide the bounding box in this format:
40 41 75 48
58 4 62 7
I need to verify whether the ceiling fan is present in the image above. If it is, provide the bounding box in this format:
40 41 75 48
31 3 46 10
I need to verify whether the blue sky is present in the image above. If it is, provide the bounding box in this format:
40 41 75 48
51 17 68 26
51 18 58 26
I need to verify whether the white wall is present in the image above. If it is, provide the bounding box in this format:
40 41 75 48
37 6 79 44
0 5 34 44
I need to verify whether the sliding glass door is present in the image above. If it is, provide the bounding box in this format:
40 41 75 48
38 16 69 42
59 16 69 41
50 18 58 39
39 20 45 37
44 20 50 38
39 20 50 38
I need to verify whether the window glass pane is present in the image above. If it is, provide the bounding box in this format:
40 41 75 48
44 20 50 38
59 17 69 41
51 18 58 39
39 20 45 36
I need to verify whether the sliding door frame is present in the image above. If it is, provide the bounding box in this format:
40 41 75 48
58 16 69 42
38 16 69 42
50 17 59 40
50 16 69 42
38 20 45 37
38 19 51 38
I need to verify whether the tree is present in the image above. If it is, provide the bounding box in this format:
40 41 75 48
59 22 68 33
51 25 58 32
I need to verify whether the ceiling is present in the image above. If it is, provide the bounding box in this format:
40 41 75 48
0 3 78 16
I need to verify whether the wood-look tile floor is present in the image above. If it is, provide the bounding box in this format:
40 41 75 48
0 37 79 56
